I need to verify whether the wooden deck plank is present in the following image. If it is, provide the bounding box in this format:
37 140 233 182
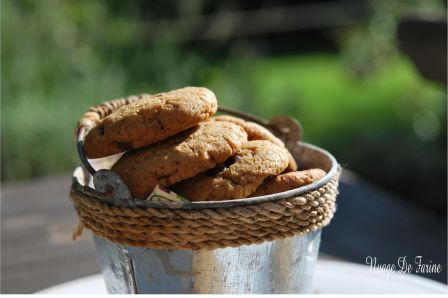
1 175 101 294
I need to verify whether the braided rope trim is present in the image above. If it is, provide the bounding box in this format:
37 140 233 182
71 179 339 250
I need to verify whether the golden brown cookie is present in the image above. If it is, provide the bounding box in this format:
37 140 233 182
84 87 218 158
173 140 289 201
111 121 248 199
250 169 326 197
211 115 298 172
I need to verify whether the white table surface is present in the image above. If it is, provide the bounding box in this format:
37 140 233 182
38 260 447 294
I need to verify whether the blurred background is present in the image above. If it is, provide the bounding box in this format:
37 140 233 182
1 0 447 293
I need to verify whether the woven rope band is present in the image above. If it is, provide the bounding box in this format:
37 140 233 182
70 178 338 250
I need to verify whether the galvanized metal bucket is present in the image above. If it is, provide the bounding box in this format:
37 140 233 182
93 231 321 294
71 106 339 294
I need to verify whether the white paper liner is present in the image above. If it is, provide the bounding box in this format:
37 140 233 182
146 185 190 203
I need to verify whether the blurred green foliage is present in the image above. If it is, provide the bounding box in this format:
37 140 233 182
1 0 446 213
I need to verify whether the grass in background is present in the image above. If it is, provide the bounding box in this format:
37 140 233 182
231 54 444 146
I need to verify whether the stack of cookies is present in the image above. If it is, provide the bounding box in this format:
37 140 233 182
82 86 326 201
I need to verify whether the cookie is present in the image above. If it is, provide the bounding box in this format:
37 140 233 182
111 121 247 199
84 87 218 158
250 169 326 197
212 115 298 172
173 140 289 201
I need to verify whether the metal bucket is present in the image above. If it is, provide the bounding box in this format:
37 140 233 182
94 231 321 294
72 106 339 294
